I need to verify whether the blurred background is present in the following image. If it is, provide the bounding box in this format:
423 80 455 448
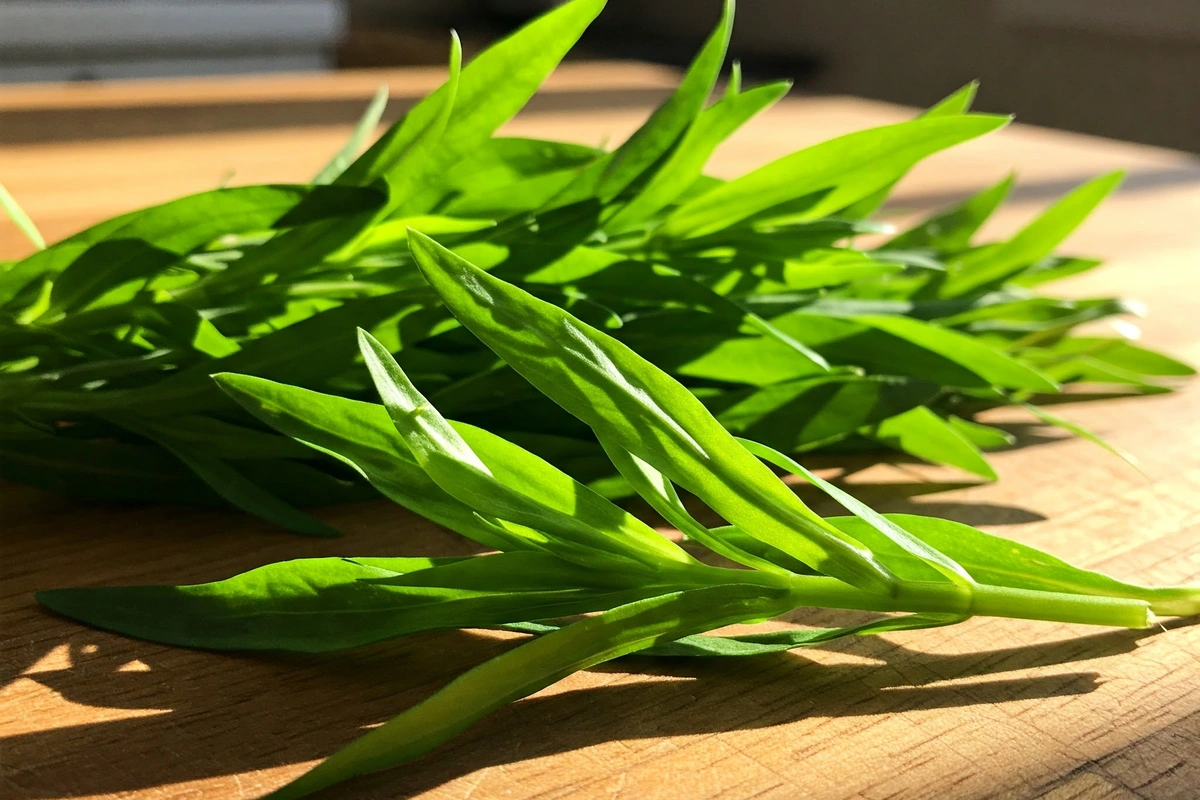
1 0 1197 152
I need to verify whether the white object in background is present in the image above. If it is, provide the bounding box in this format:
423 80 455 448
0 1 348 83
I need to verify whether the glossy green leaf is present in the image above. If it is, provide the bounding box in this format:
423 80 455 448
375 33 463 210
1008 255 1102 287
945 415 1015 449
531 258 831 375
37 551 694 653
867 405 998 479
261 584 793 800
939 172 1123 297
781 249 904 290
738 437 975 587
406 230 896 594
828 514 1199 617
358 329 695 570
215 373 518 550
595 432 787 573
553 0 734 208
766 312 1059 392
706 374 938 451
1040 337 1195 377
23 293 428 417
852 315 1059 392
313 84 389 184
1022 403 1141 471
924 81 979 117
607 79 791 231
840 81 978 219
21 184 384 317
0 179 44 250
507 611 965 656
443 137 601 197
884 172 1014 253
660 114 1009 238
359 0 606 212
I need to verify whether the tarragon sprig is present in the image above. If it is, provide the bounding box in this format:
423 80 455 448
0 0 1192 535
38 233 1200 799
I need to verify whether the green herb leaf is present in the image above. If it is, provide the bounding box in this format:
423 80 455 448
884 172 1014 253
0 179 45 250
737 437 975 588
607 79 791 231
1022 402 1142 472
945 415 1015 449
314 85 389 185
827 514 1199 617
261 584 793 800
551 0 735 208
37 551 694 652
506 611 966 656
407 229 897 594
118 416 340 537
358 328 695 569
660 114 1010 238
939 172 1123 297
352 0 605 212
595 433 787 573
215 373 519 550
867 405 998 479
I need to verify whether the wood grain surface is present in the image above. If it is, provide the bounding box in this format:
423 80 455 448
2 64 1198 800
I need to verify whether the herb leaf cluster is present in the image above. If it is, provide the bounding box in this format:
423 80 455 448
1 0 1191 540
38 230 1200 799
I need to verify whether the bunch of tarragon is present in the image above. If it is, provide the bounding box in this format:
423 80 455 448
38 231 1200 798
0 0 1190 536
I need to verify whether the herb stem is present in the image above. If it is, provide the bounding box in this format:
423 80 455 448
779 575 1152 628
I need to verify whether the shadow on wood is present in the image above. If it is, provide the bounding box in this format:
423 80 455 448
3 616 1146 799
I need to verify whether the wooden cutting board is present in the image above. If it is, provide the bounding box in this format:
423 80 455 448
2 63 1198 800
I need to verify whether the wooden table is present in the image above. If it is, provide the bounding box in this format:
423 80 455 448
2 64 1199 800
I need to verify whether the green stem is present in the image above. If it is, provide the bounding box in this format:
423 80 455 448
783 575 1152 628
1137 587 1200 617
687 566 1155 628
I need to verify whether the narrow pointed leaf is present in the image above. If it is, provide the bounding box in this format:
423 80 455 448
924 81 979 117
828 514 1199 617
313 84 389 184
553 0 734 208
37 551 690 653
407 230 897 594
1023 402 1141 472
867 405 998 479
884 172 1015 252
660 114 1010 238
507 611 966 656
595 432 787 573
262 584 792 800
840 81 978 219
737 437 975 588
215 373 518 549
607 79 791 231
939 172 1123 297
376 33 463 209
852 315 1059 392
945 415 1015 449
0 179 45 250
348 0 606 211
358 329 694 569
